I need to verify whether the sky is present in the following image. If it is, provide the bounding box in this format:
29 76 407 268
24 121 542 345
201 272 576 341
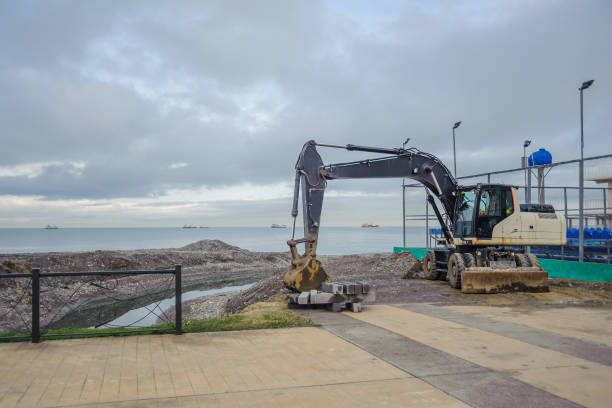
0 0 611 228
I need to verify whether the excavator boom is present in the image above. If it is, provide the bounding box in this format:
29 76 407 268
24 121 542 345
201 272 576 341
284 140 457 291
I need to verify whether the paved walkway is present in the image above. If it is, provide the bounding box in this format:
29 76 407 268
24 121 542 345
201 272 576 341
1 304 611 407
0 326 466 407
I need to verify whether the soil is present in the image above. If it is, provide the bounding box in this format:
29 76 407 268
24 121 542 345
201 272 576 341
1 240 611 332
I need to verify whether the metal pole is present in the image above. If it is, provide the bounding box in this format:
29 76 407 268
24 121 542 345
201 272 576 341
425 195 429 248
402 182 406 248
453 128 457 177
524 146 527 192
538 167 545 204
402 138 409 249
563 187 568 260
604 188 609 264
579 88 584 262
31 268 40 343
527 168 532 204
526 169 531 254
604 188 608 228
175 264 182 334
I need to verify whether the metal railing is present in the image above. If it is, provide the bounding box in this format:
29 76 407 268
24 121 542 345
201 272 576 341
401 153 612 263
0 265 182 343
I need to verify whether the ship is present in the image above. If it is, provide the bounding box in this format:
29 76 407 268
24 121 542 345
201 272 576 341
271 224 287 228
182 225 197 229
361 223 379 228
44 225 59 229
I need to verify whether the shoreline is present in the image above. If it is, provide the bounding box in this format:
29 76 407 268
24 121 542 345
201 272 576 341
2 239 612 334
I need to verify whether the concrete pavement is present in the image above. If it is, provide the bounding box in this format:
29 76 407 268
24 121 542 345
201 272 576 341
1 303 611 407
0 327 467 408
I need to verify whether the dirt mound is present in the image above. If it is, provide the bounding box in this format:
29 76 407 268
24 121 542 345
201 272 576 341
225 267 290 314
0 260 31 274
180 240 243 252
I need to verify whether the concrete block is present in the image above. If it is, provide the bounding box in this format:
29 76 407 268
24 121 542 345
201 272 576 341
311 292 335 304
360 282 370 293
349 302 362 313
298 291 310 305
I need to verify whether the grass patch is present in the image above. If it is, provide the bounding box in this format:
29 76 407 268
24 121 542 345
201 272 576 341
183 296 314 333
0 296 314 343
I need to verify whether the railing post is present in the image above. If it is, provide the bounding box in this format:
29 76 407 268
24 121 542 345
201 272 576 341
605 188 609 264
31 268 40 343
175 265 182 334
425 194 429 249
562 187 568 260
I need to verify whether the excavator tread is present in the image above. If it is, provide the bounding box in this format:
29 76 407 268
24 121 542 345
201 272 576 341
447 253 464 289
423 251 440 280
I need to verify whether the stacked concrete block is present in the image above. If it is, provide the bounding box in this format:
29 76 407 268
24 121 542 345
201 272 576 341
288 281 375 313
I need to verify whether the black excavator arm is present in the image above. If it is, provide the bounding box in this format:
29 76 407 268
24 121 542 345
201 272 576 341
283 140 459 292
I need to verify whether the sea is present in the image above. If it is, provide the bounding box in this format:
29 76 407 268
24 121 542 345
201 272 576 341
0 226 427 255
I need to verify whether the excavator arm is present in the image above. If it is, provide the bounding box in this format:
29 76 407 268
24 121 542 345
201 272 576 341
284 140 459 292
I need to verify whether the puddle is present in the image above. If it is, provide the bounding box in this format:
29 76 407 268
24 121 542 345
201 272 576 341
97 283 254 328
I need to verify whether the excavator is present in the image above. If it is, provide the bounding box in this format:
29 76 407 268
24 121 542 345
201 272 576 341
283 140 567 294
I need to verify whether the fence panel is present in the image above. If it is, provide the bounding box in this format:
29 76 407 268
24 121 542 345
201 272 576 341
0 265 182 343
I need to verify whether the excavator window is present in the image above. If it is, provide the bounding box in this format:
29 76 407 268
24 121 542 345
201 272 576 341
475 186 513 238
455 189 476 237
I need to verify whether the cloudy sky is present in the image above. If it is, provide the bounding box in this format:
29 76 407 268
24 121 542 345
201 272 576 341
1 0 611 228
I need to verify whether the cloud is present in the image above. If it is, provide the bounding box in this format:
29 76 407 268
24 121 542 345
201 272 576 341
0 0 611 226
0 160 85 178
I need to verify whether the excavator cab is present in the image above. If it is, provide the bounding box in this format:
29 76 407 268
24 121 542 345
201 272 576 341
454 185 515 240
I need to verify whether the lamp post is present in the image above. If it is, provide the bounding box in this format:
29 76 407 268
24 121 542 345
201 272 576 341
402 137 410 248
452 121 461 177
578 79 594 263
523 140 531 202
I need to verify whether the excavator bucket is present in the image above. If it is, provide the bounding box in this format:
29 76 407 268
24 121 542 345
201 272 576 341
461 267 548 294
283 239 331 292
283 258 331 292
460 253 548 294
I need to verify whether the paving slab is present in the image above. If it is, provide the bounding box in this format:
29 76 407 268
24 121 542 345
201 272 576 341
442 305 612 347
0 327 468 408
398 303 612 366
298 308 582 408
346 304 612 408
66 378 469 408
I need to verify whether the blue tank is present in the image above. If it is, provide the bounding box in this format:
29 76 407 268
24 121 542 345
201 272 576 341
528 148 552 166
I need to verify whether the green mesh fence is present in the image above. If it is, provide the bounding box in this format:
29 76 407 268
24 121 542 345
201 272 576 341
393 247 612 282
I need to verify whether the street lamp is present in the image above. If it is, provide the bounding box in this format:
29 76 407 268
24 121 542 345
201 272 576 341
452 121 461 177
523 140 531 202
402 137 410 247
578 79 594 263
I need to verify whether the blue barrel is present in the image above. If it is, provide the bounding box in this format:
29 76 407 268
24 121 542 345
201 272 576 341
528 148 552 166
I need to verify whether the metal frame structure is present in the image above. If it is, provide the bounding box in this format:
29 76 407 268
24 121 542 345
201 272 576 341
402 153 612 262
0 265 183 343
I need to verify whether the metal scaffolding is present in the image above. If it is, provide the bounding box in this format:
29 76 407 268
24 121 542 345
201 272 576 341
401 153 612 262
